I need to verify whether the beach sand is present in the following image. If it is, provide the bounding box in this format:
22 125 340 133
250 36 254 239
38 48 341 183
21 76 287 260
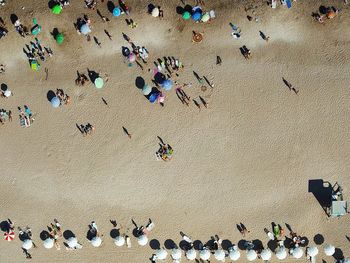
0 0 349 262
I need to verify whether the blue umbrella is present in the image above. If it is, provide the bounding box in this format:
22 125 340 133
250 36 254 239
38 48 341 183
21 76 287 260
113 7 121 17
162 79 173 91
80 23 91 35
149 92 159 103
51 96 60 108
192 12 202 21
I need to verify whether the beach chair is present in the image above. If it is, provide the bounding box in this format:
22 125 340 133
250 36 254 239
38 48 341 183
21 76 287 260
329 182 348 217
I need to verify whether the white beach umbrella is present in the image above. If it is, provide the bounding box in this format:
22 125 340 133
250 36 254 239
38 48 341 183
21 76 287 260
229 246 241 261
114 235 125 247
276 247 287 260
215 249 226 261
91 236 102 247
137 235 148 246
22 239 33 250
171 248 182 260
307 246 319 257
186 248 197 260
199 248 211 261
156 248 168 260
4 90 11 97
292 247 304 259
67 237 78 248
43 238 54 249
151 7 159 17
261 248 272 261
247 250 257 261
324 244 335 256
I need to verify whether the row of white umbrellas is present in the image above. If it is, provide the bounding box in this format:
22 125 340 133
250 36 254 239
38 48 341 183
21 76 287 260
20 236 348 263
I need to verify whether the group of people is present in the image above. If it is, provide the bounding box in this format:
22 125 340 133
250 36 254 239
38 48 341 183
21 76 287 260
13 18 29 38
153 56 183 77
75 71 90 86
56 89 71 105
312 5 340 23
18 105 34 128
52 0 70 7
78 123 95 136
155 143 174 161
0 18 8 39
0 108 12 124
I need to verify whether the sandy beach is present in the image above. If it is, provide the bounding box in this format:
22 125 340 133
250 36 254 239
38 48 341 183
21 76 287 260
0 0 349 262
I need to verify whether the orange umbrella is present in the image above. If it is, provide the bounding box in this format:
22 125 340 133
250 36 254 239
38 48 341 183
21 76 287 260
192 32 203 43
327 11 336 19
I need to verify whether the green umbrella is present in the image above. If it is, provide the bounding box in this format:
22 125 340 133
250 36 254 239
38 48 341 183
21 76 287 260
52 5 62 14
182 11 191 20
31 18 41 35
94 77 104 89
56 33 64 44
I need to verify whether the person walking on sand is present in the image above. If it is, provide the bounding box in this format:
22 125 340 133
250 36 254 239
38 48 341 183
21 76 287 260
282 77 299 94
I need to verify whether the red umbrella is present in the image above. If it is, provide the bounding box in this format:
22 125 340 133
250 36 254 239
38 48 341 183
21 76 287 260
4 231 15 241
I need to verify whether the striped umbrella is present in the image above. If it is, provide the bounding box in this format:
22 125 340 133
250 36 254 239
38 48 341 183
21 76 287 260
4 231 15 241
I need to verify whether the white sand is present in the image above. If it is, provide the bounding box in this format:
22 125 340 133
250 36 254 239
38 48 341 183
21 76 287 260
0 0 349 262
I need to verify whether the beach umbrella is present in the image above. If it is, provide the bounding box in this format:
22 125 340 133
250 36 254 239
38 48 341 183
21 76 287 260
292 247 303 259
162 79 173 91
151 7 159 17
324 244 335 256
192 12 202 21
114 236 125 247
201 12 210 22
31 19 41 35
156 249 168 260
137 235 148 246
261 248 272 261
43 238 54 249
246 250 257 261
307 246 318 257
31 60 39 71
94 77 104 89
3 90 11 97
229 246 241 261
149 92 159 103
80 23 91 35
327 11 336 19
215 249 226 261
142 84 152 95
192 32 203 43
276 247 287 260
182 11 191 20
50 96 60 108
122 47 130 57
113 7 121 17
186 248 197 260
171 248 182 260
199 249 210 261
22 239 33 250
52 4 62 14
56 33 64 44
67 237 78 248
91 236 102 247
4 231 15 241
128 53 136 62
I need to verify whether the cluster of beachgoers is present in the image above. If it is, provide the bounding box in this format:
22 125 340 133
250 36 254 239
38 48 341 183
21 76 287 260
1 218 348 262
